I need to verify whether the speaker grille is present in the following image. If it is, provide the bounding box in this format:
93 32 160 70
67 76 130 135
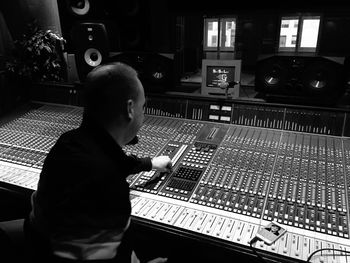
109 52 174 92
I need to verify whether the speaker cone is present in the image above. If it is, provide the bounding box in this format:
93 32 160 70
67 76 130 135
302 61 337 95
69 0 90 16
309 79 326 89
264 68 281 86
84 48 102 67
256 57 287 92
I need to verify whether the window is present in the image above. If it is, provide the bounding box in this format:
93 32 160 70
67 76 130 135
279 17 299 49
204 17 236 51
278 15 320 52
300 18 320 48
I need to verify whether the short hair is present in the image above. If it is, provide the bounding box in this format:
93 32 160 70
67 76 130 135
83 62 140 123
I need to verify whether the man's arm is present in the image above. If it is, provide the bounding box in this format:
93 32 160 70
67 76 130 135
126 155 172 175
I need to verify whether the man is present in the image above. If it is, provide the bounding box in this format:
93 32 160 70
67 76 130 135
25 62 171 263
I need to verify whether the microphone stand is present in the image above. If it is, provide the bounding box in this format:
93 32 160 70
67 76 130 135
218 81 240 99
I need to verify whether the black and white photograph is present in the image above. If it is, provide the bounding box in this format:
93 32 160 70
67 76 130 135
0 1 350 262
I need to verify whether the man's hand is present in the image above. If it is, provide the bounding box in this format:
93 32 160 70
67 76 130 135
151 156 172 173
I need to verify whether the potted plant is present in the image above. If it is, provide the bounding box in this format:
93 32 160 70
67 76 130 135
6 22 66 82
3 22 67 109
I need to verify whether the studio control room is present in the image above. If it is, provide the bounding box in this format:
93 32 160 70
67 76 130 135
0 1 350 262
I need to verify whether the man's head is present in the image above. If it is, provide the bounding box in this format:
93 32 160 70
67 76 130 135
83 62 145 145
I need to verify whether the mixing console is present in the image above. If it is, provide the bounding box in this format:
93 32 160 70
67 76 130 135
0 104 82 190
232 104 284 129
0 101 350 262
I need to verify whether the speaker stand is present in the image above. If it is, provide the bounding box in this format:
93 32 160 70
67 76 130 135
336 86 350 108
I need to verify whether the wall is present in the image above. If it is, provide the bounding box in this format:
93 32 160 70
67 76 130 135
26 0 61 34
0 0 61 40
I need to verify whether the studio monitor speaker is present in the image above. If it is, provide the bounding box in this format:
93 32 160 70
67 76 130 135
57 0 151 53
109 52 174 93
255 55 346 105
57 0 120 52
71 23 110 82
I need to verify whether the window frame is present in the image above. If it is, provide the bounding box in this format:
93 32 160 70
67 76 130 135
278 14 321 53
203 16 237 52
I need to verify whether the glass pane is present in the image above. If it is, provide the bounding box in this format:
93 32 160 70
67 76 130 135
207 21 218 47
300 18 320 48
279 18 299 48
222 19 236 49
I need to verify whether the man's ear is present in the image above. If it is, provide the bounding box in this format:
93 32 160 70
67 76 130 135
126 99 134 120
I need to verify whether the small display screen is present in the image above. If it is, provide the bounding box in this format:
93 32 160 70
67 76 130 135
206 66 235 88
256 222 287 245
209 115 219 120
221 106 232 111
210 105 220 110
220 116 231 122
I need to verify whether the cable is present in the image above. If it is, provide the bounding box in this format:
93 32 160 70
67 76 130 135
249 236 268 263
307 248 350 262
249 238 350 263
250 240 350 263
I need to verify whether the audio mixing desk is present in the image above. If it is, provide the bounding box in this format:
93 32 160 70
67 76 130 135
0 95 350 262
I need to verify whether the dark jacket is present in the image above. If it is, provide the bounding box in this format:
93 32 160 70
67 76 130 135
30 119 152 238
